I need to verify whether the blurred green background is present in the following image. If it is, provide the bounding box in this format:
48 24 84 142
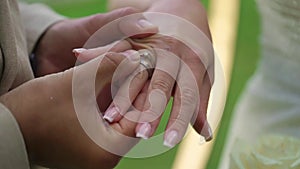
25 0 261 168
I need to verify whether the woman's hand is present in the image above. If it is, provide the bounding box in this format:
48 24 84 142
104 0 214 147
105 35 213 148
0 50 142 169
139 0 214 146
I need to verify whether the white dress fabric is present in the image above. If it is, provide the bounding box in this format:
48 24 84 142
219 0 300 168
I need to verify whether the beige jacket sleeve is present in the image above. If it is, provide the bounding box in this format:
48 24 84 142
18 1 66 53
0 103 30 169
0 1 65 169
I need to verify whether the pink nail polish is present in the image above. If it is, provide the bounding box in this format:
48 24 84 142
103 107 119 123
72 48 86 57
202 122 213 142
205 125 213 142
136 123 151 139
164 130 179 148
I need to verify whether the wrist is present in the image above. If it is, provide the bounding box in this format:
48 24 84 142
33 19 82 77
0 78 55 163
30 23 54 77
0 88 34 161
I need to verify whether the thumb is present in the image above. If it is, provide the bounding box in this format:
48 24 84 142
94 50 140 94
83 9 158 49
86 7 139 34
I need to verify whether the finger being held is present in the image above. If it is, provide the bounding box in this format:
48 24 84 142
73 40 132 62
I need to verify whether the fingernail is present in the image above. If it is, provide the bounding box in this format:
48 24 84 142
203 122 213 142
72 48 87 57
122 50 140 61
103 107 119 123
138 19 154 29
136 123 151 139
163 130 179 148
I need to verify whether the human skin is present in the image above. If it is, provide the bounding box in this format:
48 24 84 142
104 0 214 147
34 7 157 77
33 0 213 154
0 7 158 168
0 50 145 169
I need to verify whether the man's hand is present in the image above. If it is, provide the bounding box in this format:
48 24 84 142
0 50 143 169
34 7 157 77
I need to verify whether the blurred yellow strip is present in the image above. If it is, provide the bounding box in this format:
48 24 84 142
108 0 153 10
172 0 240 168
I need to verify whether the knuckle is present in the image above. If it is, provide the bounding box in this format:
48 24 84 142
146 36 181 52
90 13 102 22
151 78 173 94
88 14 104 30
103 52 121 68
181 88 198 105
118 7 137 15
184 52 204 66
162 37 181 51
163 36 181 51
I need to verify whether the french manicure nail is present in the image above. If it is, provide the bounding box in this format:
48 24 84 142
103 107 119 123
202 122 213 142
136 123 151 139
138 19 154 29
164 130 179 148
72 48 87 57
205 125 213 142
122 50 140 61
